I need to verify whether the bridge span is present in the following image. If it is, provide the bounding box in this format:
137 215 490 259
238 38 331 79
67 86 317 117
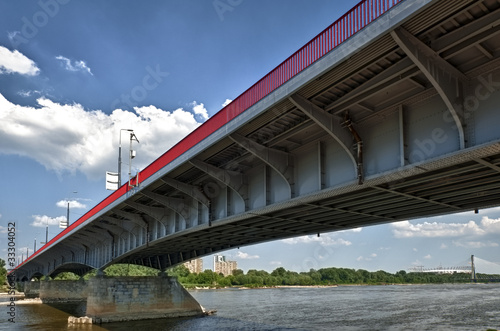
10 0 500 282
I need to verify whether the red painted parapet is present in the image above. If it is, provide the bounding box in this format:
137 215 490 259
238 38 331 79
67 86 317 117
140 0 404 185
11 0 404 273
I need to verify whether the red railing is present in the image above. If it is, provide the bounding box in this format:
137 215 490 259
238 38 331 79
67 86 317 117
223 0 403 121
12 0 405 273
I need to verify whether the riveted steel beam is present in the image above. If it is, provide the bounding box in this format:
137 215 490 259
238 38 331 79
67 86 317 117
113 209 148 228
100 215 138 233
474 158 500 173
189 158 248 205
139 189 190 220
229 133 294 197
290 94 356 166
125 201 168 223
391 26 466 149
161 177 210 207
93 220 127 236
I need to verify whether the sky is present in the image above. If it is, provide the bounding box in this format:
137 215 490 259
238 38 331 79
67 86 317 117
0 0 499 275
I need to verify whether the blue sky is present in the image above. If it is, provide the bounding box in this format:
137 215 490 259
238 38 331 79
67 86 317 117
0 0 499 275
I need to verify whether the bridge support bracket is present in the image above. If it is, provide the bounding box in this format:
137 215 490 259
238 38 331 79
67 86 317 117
289 94 363 184
229 133 295 196
391 27 467 149
189 158 248 208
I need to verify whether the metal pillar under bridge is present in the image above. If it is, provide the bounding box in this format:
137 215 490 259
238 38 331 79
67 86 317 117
471 255 477 283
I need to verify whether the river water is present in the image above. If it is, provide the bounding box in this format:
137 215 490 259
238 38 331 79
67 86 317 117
1 284 499 330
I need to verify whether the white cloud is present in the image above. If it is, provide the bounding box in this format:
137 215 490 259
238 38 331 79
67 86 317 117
357 253 377 262
282 234 351 246
55 55 93 75
452 241 499 249
440 243 448 249
0 46 39 76
56 200 87 209
31 215 66 227
0 226 7 234
18 90 42 98
191 102 209 122
235 251 259 259
424 254 432 259
0 94 208 180
413 248 418 252
391 220 486 238
338 227 363 233
270 261 282 266
480 217 500 233
222 99 232 107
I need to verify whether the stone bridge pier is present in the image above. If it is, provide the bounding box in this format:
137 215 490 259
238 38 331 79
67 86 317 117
24 275 204 323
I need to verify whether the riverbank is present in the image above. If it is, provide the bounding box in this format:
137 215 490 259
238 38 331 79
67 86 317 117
186 282 493 291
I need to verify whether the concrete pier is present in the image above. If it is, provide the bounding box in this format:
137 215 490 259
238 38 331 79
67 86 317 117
26 276 204 323
86 276 203 323
23 281 41 299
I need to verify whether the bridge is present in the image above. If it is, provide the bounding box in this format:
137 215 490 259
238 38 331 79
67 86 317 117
408 255 500 282
8 0 500 322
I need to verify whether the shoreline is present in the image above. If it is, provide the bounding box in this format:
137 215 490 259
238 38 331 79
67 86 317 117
187 282 490 290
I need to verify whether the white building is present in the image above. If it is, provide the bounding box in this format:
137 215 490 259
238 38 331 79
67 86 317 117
213 255 237 276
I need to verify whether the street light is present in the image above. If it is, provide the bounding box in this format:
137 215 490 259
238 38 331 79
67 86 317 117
60 191 78 229
128 132 139 187
118 129 134 187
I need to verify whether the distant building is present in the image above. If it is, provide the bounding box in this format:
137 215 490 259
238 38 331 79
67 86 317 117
213 255 237 276
184 258 203 274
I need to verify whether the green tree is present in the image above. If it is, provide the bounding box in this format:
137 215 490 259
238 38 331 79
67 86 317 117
271 267 286 278
0 258 6 287
232 269 244 276
53 272 80 280
166 264 190 278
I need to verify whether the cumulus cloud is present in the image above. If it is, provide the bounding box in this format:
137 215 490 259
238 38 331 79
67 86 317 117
338 227 362 233
0 46 39 75
356 253 377 262
236 251 259 259
0 94 208 179
452 241 499 249
55 55 93 75
191 102 209 121
31 215 66 227
391 220 486 238
17 90 42 98
56 200 87 209
282 234 351 246
424 254 432 259
222 99 232 107
480 217 500 233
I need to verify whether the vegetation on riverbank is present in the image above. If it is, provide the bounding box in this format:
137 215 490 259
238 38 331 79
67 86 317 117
166 265 499 288
2 258 498 289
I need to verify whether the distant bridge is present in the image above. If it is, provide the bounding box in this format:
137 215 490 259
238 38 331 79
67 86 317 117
10 0 500 282
408 255 500 282
408 266 472 274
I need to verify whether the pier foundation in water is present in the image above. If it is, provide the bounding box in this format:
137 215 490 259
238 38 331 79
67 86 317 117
25 275 204 323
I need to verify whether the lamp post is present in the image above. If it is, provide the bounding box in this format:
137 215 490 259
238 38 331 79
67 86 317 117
60 191 78 229
118 129 134 187
40 218 49 245
128 132 139 186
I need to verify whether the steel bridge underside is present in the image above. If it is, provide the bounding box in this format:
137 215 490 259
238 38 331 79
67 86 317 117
15 0 500 280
